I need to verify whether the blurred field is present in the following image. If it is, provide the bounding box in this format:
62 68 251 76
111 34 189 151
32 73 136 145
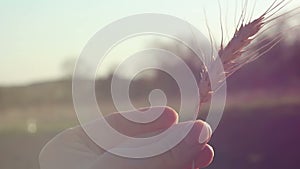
0 80 299 169
208 101 300 169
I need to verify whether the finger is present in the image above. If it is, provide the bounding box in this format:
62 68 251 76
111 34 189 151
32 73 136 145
157 120 212 169
105 106 178 137
185 144 214 169
195 144 214 169
91 120 212 169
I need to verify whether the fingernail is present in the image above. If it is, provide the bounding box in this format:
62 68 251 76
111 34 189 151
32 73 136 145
198 122 212 144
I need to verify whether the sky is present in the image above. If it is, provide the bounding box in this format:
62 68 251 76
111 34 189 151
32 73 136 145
0 0 299 86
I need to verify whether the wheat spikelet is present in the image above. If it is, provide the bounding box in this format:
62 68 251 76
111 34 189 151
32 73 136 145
193 1 300 168
198 0 300 104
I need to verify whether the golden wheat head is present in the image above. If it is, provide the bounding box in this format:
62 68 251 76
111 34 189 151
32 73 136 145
199 0 300 104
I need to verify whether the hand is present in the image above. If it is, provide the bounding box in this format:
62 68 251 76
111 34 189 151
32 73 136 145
39 107 214 169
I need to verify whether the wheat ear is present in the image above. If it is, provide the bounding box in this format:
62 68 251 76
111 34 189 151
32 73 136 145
193 1 299 168
198 0 300 104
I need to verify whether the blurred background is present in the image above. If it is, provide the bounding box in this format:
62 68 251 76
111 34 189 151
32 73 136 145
0 0 300 169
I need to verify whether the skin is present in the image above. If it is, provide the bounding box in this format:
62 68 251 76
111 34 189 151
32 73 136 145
39 107 214 169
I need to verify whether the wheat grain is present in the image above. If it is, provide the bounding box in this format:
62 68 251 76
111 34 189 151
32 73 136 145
198 0 300 104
